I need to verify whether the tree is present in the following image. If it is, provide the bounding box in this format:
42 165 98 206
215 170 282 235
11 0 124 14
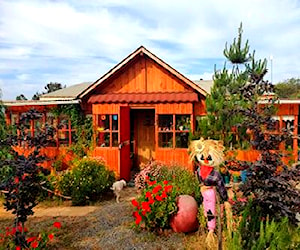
43 82 65 94
197 23 252 149
274 78 300 98
16 94 27 101
0 109 53 248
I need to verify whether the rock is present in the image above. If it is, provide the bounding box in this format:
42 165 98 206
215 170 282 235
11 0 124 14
170 195 199 233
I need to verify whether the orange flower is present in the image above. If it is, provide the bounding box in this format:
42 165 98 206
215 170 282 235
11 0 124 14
53 222 61 229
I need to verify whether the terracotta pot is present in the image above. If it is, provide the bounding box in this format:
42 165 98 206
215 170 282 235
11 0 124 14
170 195 199 233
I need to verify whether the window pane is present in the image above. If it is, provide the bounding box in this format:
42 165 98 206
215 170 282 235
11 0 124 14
112 132 118 147
112 115 118 131
97 132 110 147
98 115 110 131
158 133 173 148
34 118 44 136
58 130 69 146
158 115 173 131
176 115 190 131
176 132 189 148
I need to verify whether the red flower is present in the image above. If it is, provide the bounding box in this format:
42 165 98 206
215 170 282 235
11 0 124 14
48 234 54 240
155 195 163 201
148 180 156 186
148 198 155 204
163 180 168 185
135 214 142 225
31 241 39 248
145 192 152 198
27 236 37 243
16 246 21 250
145 176 149 180
142 202 151 212
164 185 173 192
152 185 162 194
131 199 139 207
14 177 19 184
161 191 167 198
53 222 61 229
132 211 138 218
142 210 147 216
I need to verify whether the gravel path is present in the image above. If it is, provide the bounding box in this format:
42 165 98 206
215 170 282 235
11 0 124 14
0 187 203 250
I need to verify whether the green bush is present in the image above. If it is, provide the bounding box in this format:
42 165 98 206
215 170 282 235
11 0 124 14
58 157 115 205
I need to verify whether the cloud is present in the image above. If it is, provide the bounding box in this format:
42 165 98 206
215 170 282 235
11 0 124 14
0 0 299 99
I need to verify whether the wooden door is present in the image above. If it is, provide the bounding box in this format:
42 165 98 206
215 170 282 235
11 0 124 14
119 106 131 181
135 109 155 167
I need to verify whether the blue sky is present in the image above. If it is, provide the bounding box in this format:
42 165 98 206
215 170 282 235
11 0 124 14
0 0 299 100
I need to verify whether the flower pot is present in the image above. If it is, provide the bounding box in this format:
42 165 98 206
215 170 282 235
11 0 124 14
170 195 199 233
241 170 247 183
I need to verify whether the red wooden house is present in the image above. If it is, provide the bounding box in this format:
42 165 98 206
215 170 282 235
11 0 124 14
4 46 300 180
4 46 208 180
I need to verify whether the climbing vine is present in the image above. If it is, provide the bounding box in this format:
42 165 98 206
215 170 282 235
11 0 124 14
51 104 93 158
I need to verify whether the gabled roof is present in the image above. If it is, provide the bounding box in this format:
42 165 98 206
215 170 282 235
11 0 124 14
79 46 207 98
194 80 213 94
40 82 92 101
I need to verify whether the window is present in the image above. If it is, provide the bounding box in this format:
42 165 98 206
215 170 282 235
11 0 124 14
158 114 190 148
96 114 118 147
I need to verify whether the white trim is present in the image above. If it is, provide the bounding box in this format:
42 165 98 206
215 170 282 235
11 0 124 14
259 99 300 104
282 115 295 121
3 99 80 107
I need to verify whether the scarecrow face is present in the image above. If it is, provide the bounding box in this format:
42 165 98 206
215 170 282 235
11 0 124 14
196 152 214 166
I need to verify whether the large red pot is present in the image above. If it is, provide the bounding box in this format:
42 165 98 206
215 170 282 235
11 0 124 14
170 195 199 233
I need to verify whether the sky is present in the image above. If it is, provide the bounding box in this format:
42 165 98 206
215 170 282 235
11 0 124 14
0 0 299 100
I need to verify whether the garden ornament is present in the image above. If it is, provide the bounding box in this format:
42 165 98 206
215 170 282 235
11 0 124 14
189 138 231 248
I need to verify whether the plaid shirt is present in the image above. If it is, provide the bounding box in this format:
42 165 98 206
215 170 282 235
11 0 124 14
196 167 228 203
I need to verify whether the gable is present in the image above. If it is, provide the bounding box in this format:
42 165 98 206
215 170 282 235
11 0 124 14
80 46 207 99
98 55 192 94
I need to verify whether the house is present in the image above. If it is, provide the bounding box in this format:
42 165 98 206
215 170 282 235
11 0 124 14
4 46 299 180
4 46 209 180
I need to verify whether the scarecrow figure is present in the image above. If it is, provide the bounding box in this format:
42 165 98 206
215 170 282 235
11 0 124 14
189 138 231 247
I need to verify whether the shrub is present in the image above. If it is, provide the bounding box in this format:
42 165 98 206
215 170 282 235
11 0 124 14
58 157 115 205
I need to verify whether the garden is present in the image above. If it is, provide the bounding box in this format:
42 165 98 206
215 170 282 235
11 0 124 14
0 24 300 249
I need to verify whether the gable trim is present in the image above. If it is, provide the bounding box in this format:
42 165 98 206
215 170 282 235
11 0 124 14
78 46 207 98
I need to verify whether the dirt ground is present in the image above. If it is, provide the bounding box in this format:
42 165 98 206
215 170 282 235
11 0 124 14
0 187 208 250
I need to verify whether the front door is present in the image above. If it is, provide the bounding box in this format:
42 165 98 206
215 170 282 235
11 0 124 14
132 109 155 168
119 106 131 181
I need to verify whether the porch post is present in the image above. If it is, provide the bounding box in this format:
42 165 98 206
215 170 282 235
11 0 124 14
293 115 298 162
279 116 284 150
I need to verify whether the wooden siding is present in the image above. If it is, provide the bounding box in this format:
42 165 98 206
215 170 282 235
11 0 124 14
99 56 194 94
156 103 193 114
92 148 119 174
276 103 298 115
156 148 193 171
